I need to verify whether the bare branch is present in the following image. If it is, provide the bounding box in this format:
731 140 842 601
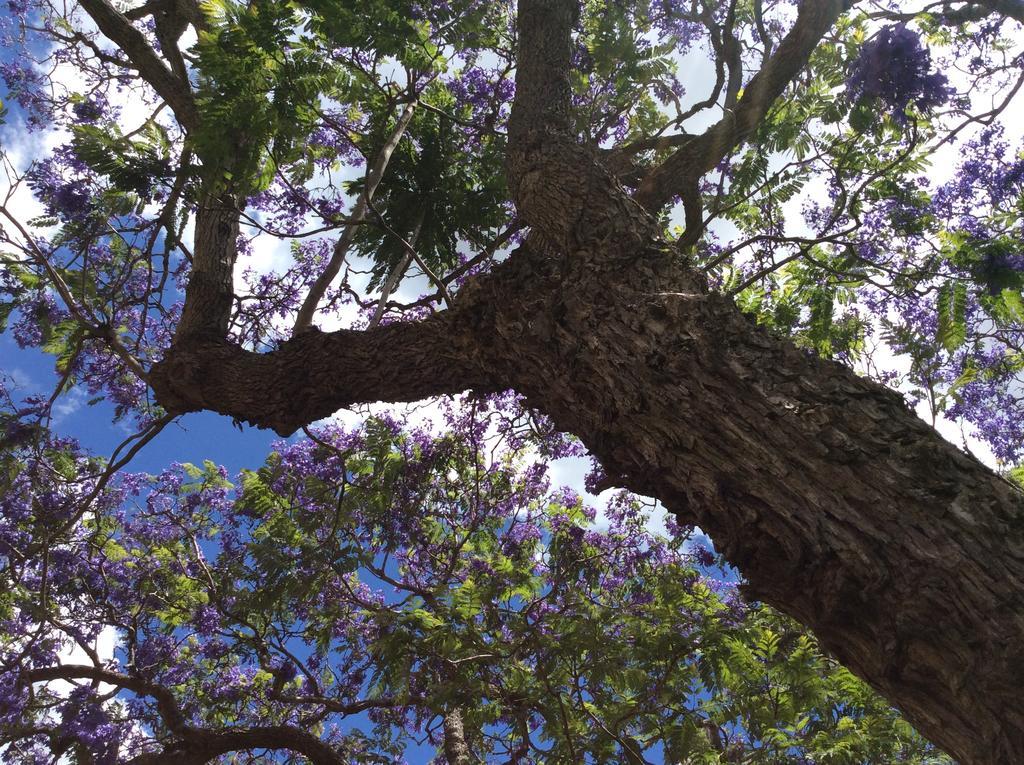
635 0 849 213
76 0 198 131
293 100 418 333
368 207 425 329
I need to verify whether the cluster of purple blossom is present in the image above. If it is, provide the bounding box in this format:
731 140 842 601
836 123 1024 462
846 24 953 122
0 385 753 762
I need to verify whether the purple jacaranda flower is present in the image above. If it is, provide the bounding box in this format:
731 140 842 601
847 24 952 122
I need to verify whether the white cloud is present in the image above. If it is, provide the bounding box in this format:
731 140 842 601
5 366 35 391
1 115 62 231
51 386 87 423
42 624 120 698
243 231 293 277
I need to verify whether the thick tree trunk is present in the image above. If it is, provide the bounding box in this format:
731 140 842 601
443 709 474 765
469 239 1024 765
152 236 1024 763
175 197 241 340
496 4 1024 759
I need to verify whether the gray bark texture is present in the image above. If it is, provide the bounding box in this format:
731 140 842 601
443 709 474 765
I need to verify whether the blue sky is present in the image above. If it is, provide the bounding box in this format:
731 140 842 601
2 331 279 475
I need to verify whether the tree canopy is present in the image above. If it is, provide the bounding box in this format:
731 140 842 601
1 0 1024 762
1 403 954 763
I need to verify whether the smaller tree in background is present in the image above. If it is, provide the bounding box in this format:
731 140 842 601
2 393 950 764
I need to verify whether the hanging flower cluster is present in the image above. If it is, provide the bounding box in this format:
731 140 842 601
847 24 952 121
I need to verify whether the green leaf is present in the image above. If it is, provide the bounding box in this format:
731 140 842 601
937 281 968 352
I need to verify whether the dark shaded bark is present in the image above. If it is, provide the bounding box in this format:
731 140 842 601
144 726 346 765
151 209 1024 765
470 238 1024 765
492 4 1024 762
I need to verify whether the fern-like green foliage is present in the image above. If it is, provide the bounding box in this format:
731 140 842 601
71 122 173 202
191 0 342 193
349 95 509 289
937 280 968 352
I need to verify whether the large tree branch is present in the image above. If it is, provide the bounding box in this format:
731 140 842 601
76 0 199 131
461 234 1024 764
925 0 1024 23
506 0 657 259
635 0 849 213
494 2 1024 760
144 726 346 765
27 665 192 733
507 0 575 142
151 305 498 435
26 665 345 765
74 0 250 347
978 0 1024 20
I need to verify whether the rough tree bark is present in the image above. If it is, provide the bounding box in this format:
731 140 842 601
118 0 1024 762
443 709 474 765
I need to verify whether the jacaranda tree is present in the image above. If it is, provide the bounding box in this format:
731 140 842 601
0 0 1023 762
0 400 953 763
